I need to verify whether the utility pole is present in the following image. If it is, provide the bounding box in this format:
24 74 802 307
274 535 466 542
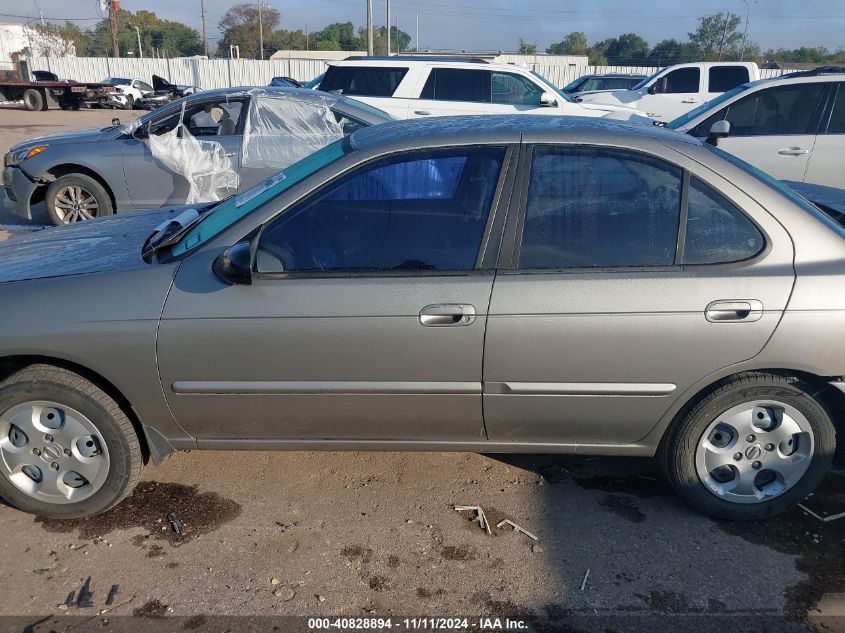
305 25 309 51
135 26 143 58
740 0 757 61
415 11 419 52
386 0 391 55
200 0 208 57
108 0 120 58
258 1 264 60
717 11 731 61
366 0 374 55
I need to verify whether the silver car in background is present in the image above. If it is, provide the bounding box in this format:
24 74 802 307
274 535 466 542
0 115 842 522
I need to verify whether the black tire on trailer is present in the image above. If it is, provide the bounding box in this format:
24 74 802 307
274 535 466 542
22 88 46 111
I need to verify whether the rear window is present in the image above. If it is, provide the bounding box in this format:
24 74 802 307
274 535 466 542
320 66 408 97
708 67 750 93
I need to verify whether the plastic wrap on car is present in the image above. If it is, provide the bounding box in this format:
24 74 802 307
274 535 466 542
147 101 239 204
241 89 344 171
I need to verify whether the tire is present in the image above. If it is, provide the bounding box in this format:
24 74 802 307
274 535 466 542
45 173 114 225
0 365 143 519
22 88 45 111
659 372 836 520
124 94 134 110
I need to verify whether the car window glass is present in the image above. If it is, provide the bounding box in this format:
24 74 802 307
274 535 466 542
187 101 243 136
663 68 700 94
708 67 750 93
826 86 845 134
712 84 825 136
320 66 408 97
490 72 544 105
519 147 682 269
139 81 153 91
581 78 603 91
683 177 764 264
256 147 505 273
420 68 486 102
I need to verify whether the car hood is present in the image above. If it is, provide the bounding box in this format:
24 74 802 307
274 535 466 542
0 209 179 284
11 127 122 152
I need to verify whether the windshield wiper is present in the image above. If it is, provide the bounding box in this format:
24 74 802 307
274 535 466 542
141 208 204 259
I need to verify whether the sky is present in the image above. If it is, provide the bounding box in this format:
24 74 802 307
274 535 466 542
3 0 844 53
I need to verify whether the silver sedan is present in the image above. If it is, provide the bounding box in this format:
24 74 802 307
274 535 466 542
0 115 842 521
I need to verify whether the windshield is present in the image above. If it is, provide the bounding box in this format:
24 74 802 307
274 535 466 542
530 71 572 102
666 85 750 130
707 144 845 239
168 137 353 257
104 77 131 86
562 76 587 91
631 68 665 91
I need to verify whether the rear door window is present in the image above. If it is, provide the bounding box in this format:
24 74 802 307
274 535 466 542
420 68 486 102
518 147 682 268
320 66 408 97
708 67 750 93
825 85 845 134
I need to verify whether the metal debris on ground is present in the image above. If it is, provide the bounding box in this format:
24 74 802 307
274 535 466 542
580 569 590 591
454 505 492 535
166 513 183 535
76 577 94 608
496 519 539 541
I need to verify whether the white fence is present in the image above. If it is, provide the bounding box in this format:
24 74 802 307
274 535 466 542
27 56 787 90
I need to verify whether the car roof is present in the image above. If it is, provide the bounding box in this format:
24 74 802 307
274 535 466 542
328 57 544 73
349 114 702 151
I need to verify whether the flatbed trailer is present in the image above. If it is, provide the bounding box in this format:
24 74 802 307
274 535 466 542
0 79 115 111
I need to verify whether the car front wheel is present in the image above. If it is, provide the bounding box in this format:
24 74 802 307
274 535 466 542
45 173 113 225
660 372 836 520
0 365 143 518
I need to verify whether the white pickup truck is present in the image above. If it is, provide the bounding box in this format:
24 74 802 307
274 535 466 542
576 62 760 121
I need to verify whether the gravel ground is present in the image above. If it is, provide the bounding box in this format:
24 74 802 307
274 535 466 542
1 105 845 633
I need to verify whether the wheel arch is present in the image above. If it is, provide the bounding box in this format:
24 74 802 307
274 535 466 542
0 355 173 466
654 368 844 466
31 164 117 211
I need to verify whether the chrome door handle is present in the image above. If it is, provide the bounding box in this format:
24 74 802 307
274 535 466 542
681 98 698 103
778 148 809 156
225 152 236 157
419 304 476 326
414 110 431 116
705 300 763 323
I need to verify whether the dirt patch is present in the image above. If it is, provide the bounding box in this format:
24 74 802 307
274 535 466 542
440 544 477 561
341 545 373 564
35 481 241 546
133 599 168 618
368 575 389 591
183 615 207 630
599 494 647 523
717 474 845 620
416 587 446 599
387 554 400 568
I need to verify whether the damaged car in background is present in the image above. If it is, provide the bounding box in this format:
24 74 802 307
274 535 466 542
135 75 202 110
2 87 392 225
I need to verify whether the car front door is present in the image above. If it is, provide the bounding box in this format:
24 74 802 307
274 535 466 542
804 82 844 187
482 144 794 446
122 97 245 208
156 145 514 442
639 67 702 120
408 68 486 118
693 82 827 182
483 71 549 115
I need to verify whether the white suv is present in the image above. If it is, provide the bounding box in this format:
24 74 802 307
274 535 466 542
102 77 154 109
318 56 650 122
666 72 844 188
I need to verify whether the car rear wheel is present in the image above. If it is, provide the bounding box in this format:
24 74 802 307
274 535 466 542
22 88 46 111
0 365 143 518
660 372 836 520
124 94 134 110
45 173 113 225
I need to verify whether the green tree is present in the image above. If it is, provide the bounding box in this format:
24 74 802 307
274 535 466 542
218 2 281 58
648 39 701 65
270 29 308 51
518 37 537 54
546 31 589 56
313 22 362 51
87 9 202 57
600 33 650 65
688 12 743 60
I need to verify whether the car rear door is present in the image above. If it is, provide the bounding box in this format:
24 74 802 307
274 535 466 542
407 68 486 118
157 144 516 442
692 82 828 182
803 82 845 187
482 142 794 446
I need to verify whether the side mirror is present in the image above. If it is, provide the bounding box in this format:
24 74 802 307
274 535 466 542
539 91 557 107
213 240 253 285
706 120 731 146
111 117 121 126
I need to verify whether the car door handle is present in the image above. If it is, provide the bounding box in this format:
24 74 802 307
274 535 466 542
414 110 431 116
225 152 236 157
778 148 809 156
705 300 763 323
419 304 476 326
681 98 698 103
